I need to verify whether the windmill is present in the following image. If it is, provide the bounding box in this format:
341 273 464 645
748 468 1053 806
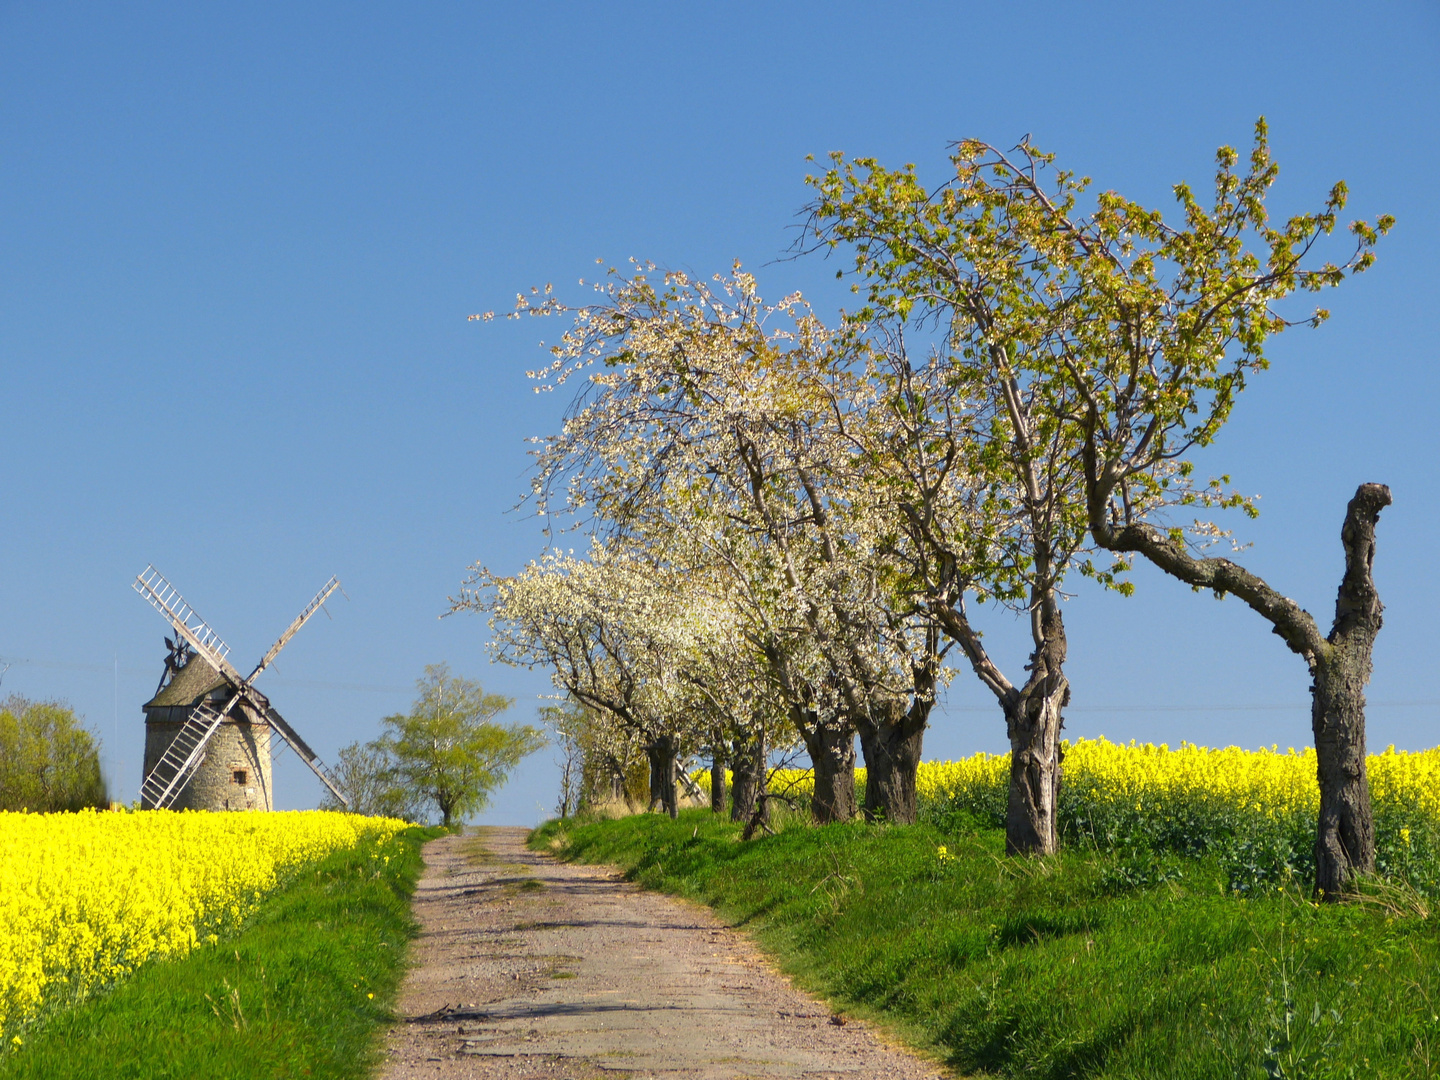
133 565 349 810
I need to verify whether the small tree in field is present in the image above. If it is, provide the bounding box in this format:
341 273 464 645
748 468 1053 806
320 739 422 820
380 665 543 827
0 695 109 812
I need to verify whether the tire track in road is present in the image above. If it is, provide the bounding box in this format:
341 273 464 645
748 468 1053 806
380 826 951 1080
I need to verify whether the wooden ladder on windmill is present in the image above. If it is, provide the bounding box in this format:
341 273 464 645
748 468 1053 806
139 699 234 809
133 565 350 809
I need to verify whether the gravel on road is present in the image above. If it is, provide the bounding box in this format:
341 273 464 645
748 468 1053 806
379 826 951 1080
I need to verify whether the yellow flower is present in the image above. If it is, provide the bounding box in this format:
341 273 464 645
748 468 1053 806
0 810 406 1039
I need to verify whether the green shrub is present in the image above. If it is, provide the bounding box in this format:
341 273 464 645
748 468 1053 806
0 696 107 812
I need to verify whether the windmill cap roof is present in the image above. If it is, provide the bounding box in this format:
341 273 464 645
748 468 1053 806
145 652 229 708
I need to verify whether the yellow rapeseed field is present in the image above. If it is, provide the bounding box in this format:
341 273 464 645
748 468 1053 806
707 737 1440 823
0 809 407 1038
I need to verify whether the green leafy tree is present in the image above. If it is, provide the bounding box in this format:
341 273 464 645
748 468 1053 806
807 142 1110 853
540 698 648 818
379 665 543 826
809 122 1391 890
0 695 109 812
319 739 421 819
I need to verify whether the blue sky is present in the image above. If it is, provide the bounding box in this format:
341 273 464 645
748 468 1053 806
2 2 1436 823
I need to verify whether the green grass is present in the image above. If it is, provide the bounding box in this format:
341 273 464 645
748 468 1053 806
533 810 1440 1079
1 824 444 1080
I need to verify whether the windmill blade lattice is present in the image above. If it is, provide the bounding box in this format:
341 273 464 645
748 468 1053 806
133 566 243 684
264 705 347 805
138 699 234 809
253 576 340 679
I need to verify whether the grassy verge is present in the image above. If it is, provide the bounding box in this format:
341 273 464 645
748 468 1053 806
1 824 444 1080
533 810 1440 1079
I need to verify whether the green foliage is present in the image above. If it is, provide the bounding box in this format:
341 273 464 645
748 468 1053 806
0 696 108 812
806 121 1392 579
536 811 1440 1079
541 698 648 816
326 665 543 826
319 739 420 820
0 825 442 1080
921 763 1440 899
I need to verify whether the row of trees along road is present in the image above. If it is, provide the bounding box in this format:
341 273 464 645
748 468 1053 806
455 121 1394 898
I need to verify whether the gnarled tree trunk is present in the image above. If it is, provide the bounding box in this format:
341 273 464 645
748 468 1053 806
1312 653 1375 896
1311 483 1390 896
856 698 930 825
799 715 857 823
1088 479 1391 897
646 734 678 819
1003 677 1069 856
729 732 763 824
933 590 1069 854
1005 593 1070 855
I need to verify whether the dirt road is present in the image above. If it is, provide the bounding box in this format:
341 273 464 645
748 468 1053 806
379 826 949 1080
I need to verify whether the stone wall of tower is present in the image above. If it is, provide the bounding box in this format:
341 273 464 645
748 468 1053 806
142 711 273 811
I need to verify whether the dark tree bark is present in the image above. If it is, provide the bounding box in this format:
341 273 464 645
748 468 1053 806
753 727 769 831
729 733 763 824
855 694 932 826
931 592 1070 854
1089 481 1391 898
645 734 679 819
762 641 856 823
856 716 922 824
709 744 726 814
1311 485 1389 895
798 716 857 823
1000 685 1068 855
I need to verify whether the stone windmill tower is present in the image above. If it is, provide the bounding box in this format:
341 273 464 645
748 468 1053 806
143 641 273 811
134 566 348 812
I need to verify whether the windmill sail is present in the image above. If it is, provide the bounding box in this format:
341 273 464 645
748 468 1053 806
264 705 347 805
133 567 244 684
252 576 341 679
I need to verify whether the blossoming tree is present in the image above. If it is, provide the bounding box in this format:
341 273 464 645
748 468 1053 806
514 266 953 823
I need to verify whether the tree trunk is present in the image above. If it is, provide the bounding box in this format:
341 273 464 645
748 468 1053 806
1004 602 1069 856
1311 482 1390 898
1003 680 1068 855
753 727 769 831
1312 655 1375 897
709 746 726 814
730 733 762 824
799 717 856 823
646 735 678 819
856 700 928 825
1087 475 1391 896
928 569 1069 854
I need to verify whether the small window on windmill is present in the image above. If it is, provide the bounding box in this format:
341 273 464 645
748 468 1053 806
233 769 248 785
